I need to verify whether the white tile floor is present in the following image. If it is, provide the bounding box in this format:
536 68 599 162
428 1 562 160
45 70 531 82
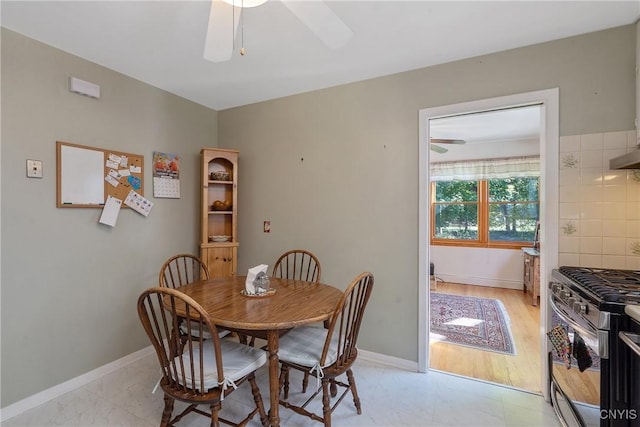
2 352 561 427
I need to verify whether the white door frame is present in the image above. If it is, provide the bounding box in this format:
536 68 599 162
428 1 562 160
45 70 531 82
418 89 559 401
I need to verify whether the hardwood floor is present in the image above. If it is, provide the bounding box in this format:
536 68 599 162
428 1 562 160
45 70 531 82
429 281 543 393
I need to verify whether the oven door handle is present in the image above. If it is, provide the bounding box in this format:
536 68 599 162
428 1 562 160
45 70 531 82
619 331 640 358
549 295 597 340
549 382 571 427
549 295 606 358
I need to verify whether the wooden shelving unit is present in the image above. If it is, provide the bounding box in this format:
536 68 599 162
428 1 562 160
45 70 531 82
200 148 238 277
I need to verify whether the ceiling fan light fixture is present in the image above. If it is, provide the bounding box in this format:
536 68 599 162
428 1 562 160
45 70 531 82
222 0 268 7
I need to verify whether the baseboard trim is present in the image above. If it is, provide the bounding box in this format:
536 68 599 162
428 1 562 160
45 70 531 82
357 349 418 372
0 346 154 422
435 274 522 290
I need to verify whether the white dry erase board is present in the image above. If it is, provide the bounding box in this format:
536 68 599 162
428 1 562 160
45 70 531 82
56 141 144 208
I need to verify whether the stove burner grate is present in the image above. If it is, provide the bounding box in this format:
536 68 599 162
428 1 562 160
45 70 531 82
558 266 640 303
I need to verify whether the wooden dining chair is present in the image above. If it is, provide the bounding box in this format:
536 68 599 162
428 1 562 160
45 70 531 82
137 287 269 427
268 249 322 391
241 249 323 346
159 254 209 289
277 272 374 427
159 253 228 340
272 249 321 283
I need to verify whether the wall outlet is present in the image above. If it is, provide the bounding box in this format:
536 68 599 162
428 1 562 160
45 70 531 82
26 159 43 178
263 221 271 233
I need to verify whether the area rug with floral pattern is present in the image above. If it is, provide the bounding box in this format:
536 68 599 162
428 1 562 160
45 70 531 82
430 292 517 355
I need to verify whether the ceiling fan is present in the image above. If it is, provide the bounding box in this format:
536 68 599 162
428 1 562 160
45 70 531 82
204 0 353 63
429 138 466 154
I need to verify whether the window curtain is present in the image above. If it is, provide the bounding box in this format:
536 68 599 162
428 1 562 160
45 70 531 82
430 156 540 181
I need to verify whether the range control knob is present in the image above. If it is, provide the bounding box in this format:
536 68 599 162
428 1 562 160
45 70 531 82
560 289 572 299
573 300 588 315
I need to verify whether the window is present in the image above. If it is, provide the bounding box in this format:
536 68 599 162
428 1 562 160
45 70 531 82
431 177 539 248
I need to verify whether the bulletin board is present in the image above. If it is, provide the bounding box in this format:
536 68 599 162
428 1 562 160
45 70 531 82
56 141 144 208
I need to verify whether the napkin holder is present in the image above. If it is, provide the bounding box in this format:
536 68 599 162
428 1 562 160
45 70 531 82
243 264 274 296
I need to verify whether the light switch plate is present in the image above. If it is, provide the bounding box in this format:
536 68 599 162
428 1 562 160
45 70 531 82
26 159 43 178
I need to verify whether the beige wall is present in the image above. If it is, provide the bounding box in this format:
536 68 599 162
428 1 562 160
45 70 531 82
218 25 636 362
1 29 217 406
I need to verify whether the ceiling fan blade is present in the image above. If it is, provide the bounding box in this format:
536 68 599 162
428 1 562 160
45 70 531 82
430 144 448 154
280 0 353 49
430 138 466 145
204 0 241 63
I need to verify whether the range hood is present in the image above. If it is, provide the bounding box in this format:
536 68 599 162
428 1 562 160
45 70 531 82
610 146 640 169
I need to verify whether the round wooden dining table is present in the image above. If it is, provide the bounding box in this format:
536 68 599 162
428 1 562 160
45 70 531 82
174 275 342 427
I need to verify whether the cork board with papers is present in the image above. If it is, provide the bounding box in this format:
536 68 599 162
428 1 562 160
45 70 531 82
56 141 144 208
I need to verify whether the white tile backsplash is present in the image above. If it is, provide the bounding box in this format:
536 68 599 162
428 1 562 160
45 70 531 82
603 202 626 220
560 135 580 152
626 221 640 238
559 253 580 266
626 256 640 269
604 220 627 237
602 237 627 255
580 150 604 169
558 130 640 268
627 204 640 220
627 239 640 256
559 169 580 186
580 237 603 254
559 236 580 252
580 202 603 219
627 185 640 201
581 220 603 236
602 255 627 269
604 131 628 149
580 254 602 268
559 185 580 202
559 202 580 219
627 130 638 148
602 185 627 202
580 168 604 185
580 185 603 202
580 133 604 151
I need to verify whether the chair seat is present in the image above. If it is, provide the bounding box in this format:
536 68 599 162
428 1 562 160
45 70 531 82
179 324 230 340
277 325 339 369
174 339 267 391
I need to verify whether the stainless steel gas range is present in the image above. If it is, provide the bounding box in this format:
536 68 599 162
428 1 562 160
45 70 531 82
549 267 640 427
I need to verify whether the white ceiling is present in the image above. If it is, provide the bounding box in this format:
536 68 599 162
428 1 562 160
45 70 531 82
430 105 542 160
2 1 639 112
430 105 541 143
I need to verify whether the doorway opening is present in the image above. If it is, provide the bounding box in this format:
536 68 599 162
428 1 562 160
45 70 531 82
417 90 559 401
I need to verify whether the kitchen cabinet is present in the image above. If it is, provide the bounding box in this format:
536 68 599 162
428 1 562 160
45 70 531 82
522 248 540 306
200 148 238 277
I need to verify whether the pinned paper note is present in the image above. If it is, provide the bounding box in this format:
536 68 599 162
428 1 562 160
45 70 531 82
105 174 119 187
105 159 119 169
108 169 121 180
99 195 122 227
108 153 122 163
124 190 153 217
